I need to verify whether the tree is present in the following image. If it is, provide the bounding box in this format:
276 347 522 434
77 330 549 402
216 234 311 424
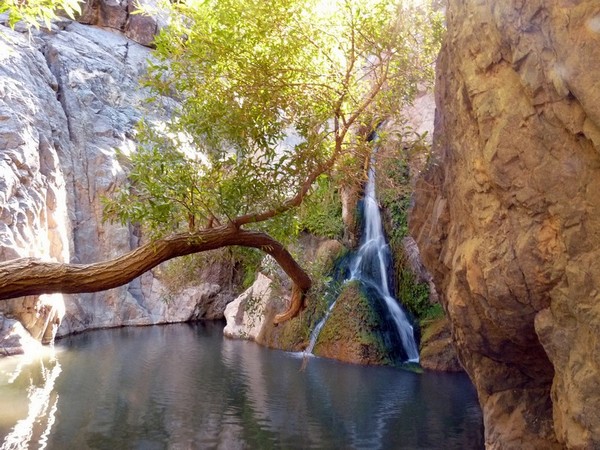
0 0 81 30
0 0 441 323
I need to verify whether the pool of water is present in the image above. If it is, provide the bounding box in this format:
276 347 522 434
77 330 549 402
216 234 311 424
0 322 483 449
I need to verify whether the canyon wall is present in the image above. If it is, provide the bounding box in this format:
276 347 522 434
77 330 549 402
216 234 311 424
0 9 231 353
410 1 600 448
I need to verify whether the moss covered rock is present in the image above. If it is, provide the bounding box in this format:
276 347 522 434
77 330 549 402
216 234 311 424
419 316 463 372
313 281 402 365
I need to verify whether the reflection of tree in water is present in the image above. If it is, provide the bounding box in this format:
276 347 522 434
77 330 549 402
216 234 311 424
1 353 61 450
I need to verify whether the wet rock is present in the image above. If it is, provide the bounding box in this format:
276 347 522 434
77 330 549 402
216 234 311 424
313 281 400 365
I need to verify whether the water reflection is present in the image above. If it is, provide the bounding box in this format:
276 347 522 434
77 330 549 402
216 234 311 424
0 349 61 450
0 323 483 449
221 338 483 449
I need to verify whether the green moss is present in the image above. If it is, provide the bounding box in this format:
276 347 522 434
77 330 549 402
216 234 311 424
376 140 445 325
419 315 450 345
257 276 337 352
314 281 394 365
397 265 434 320
265 245 351 351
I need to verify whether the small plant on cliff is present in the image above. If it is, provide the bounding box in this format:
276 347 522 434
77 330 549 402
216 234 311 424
155 246 261 299
396 260 436 320
298 175 345 240
377 129 429 248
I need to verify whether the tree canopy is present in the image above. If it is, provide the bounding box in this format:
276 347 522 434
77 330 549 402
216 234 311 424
105 0 441 240
1 0 441 322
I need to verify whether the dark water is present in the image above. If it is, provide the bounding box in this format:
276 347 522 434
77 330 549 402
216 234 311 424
0 322 483 449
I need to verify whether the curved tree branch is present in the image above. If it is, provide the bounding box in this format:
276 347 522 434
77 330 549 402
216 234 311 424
0 226 311 323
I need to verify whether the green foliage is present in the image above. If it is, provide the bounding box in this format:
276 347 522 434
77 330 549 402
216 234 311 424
0 0 81 30
297 175 344 239
103 139 206 239
157 254 205 292
238 248 263 290
377 130 429 247
104 0 442 243
377 130 442 322
396 266 431 320
421 303 444 321
155 246 262 300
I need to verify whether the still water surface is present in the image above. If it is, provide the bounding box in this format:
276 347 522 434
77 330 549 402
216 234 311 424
0 322 483 449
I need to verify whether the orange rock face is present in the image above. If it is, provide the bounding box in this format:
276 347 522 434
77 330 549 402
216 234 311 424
410 1 600 448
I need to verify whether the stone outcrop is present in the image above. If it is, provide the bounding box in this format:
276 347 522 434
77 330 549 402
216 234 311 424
0 14 234 351
410 1 600 448
224 236 419 367
223 273 275 341
223 237 348 351
77 0 165 47
419 316 462 372
0 23 73 348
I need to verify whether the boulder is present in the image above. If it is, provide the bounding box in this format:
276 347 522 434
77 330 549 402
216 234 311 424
419 316 462 372
223 273 275 341
313 281 403 366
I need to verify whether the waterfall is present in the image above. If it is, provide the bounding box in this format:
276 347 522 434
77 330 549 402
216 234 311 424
349 164 420 362
305 158 420 363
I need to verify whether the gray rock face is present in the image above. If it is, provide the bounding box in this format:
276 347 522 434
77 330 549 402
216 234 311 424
0 19 232 349
0 24 73 347
223 273 274 341
410 1 600 448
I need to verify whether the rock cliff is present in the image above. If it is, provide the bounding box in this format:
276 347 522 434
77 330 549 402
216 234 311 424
410 1 600 448
0 10 231 353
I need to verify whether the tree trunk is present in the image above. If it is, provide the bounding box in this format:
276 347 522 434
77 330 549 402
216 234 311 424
0 226 311 324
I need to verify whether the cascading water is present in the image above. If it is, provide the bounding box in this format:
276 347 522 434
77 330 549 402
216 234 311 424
349 163 420 362
306 157 420 363
304 299 337 355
